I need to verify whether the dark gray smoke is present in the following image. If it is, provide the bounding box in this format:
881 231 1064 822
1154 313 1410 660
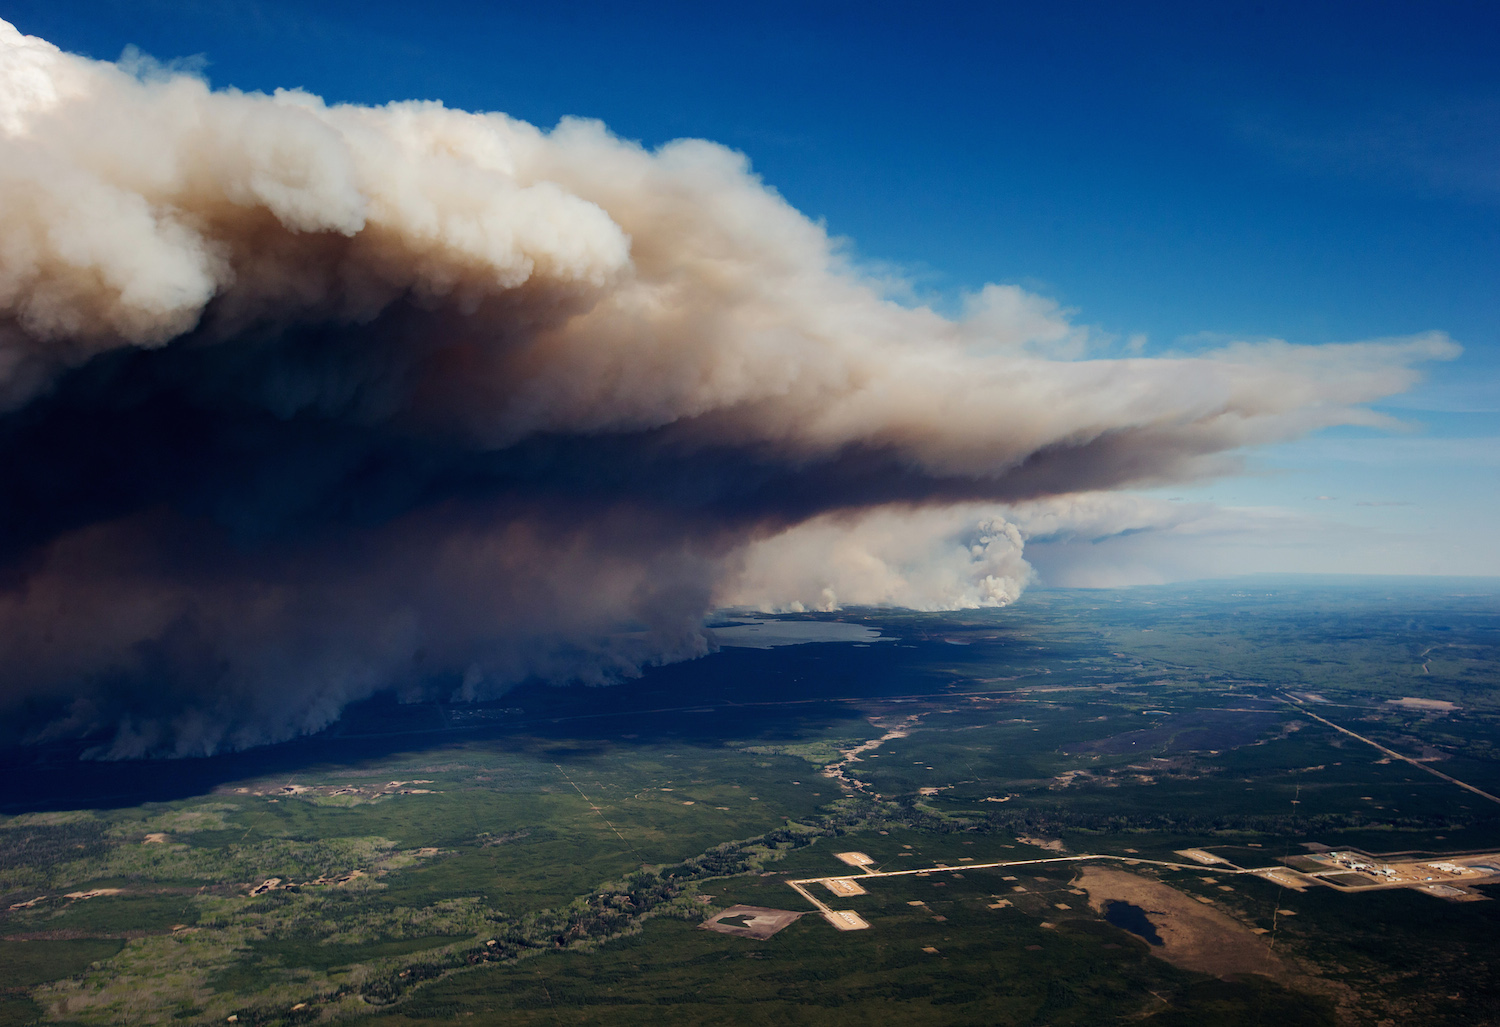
0 21 1457 755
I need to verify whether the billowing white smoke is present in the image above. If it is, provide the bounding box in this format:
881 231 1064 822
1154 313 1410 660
723 507 1030 612
0 20 1459 755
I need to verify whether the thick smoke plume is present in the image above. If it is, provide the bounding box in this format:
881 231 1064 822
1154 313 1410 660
0 22 1457 756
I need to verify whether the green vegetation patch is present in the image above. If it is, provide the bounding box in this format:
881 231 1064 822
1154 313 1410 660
2 584 1498 1024
250 934 470 972
15 893 200 936
739 740 857 765
0 939 124 988
1142 976 1336 1027
0 995 44 1027
364 910 1192 1026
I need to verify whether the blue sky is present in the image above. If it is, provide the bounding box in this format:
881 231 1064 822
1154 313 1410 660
11 0 1498 578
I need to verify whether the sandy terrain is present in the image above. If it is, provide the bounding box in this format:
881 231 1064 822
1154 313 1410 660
62 889 123 900
1388 697 1458 711
1077 867 1294 982
821 878 867 896
699 905 805 939
1018 836 1067 852
822 715 921 795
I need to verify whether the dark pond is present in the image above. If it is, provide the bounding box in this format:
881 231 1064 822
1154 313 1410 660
1104 900 1163 945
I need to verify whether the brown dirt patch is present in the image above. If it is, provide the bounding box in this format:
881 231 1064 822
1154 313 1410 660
1077 867 1295 982
698 905 804 940
1018 836 1066 852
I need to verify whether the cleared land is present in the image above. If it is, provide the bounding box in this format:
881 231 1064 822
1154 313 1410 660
1076 867 1296 981
821 878 866 897
698 905 804 940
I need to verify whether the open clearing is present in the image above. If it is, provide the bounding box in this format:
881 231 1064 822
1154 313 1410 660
698 905 804 940
821 878 866 896
1077 867 1295 982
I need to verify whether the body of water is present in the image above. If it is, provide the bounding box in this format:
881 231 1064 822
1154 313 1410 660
1104 900 1164 945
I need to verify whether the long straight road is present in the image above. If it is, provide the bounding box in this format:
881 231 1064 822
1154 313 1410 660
1283 696 1500 807
783 851 1307 929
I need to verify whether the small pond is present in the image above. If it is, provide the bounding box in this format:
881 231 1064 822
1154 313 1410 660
1104 900 1163 946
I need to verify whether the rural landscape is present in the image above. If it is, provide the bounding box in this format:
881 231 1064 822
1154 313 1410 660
3 578 1499 1025
2 4 1497 1026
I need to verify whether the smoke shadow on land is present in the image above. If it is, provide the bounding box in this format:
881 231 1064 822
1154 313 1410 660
0 633 1008 814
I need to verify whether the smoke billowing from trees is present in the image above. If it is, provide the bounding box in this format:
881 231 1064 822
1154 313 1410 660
0 22 1456 755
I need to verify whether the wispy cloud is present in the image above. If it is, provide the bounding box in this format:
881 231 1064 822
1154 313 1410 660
1238 95 1500 202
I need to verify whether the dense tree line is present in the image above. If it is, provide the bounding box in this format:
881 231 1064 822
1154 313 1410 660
224 793 1500 1020
0 821 112 875
977 804 1491 838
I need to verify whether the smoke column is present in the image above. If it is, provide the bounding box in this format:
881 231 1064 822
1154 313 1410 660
0 21 1457 756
